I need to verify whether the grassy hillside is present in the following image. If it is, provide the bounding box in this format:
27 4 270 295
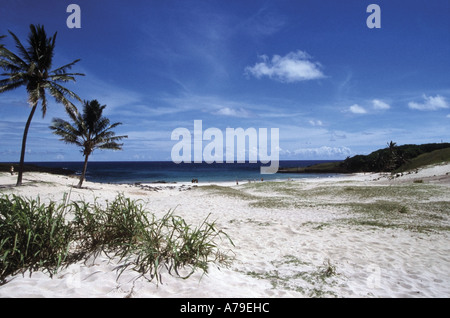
278 143 450 174
278 161 345 174
394 147 450 173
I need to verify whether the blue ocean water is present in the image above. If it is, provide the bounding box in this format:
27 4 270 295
28 161 340 184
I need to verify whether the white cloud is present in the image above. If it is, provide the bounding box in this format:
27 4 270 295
309 119 323 126
294 146 351 158
214 107 250 117
408 95 449 111
446 114 450 118
348 104 367 114
372 99 391 110
245 50 325 83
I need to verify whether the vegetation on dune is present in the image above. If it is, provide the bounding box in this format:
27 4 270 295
0 194 72 282
0 194 233 285
393 147 450 173
202 180 450 233
200 178 450 297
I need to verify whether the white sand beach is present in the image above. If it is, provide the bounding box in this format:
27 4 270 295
0 163 449 298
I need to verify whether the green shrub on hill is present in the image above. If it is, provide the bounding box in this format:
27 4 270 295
343 142 450 172
278 142 450 174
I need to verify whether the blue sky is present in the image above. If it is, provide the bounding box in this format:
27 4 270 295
1 0 449 162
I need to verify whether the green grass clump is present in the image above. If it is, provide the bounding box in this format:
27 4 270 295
0 195 72 282
71 195 151 257
117 212 233 282
0 194 233 285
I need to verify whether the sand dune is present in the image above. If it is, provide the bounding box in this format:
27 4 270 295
0 163 449 298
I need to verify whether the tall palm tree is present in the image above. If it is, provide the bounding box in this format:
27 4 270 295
50 100 127 188
0 24 84 186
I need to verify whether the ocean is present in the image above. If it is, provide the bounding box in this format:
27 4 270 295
28 160 341 184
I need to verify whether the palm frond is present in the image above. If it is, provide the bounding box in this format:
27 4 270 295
0 70 27 81
108 122 123 130
0 44 29 71
97 141 124 151
0 79 26 93
8 30 32 64
64 103 81 123
46 82 81 118
27 25 55 71
93 117 110 135
104 134 128 144
49 118 83 147
48 81 82 103
50 59 82 75
48 73 85 82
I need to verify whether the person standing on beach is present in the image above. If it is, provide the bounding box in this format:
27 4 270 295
10 166 14 175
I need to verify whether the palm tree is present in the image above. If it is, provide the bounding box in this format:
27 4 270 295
50 100 127 188
0 24 84 186
387 141 397 152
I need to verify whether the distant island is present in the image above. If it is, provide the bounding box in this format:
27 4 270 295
278 142 450 174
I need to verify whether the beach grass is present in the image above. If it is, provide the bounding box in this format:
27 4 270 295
0 194 73 282
245 255 340 297
200 180 450 233
394 148 450 173
200 179 448 296
0 193 234 285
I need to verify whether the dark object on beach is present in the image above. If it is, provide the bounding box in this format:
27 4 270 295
191 178 198 183
10 166 14 175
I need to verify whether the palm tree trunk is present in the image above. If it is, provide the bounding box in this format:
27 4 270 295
77 153 90 188
16 104 37 186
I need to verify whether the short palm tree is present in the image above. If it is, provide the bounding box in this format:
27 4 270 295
50 100 127 188
0 24 84 186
